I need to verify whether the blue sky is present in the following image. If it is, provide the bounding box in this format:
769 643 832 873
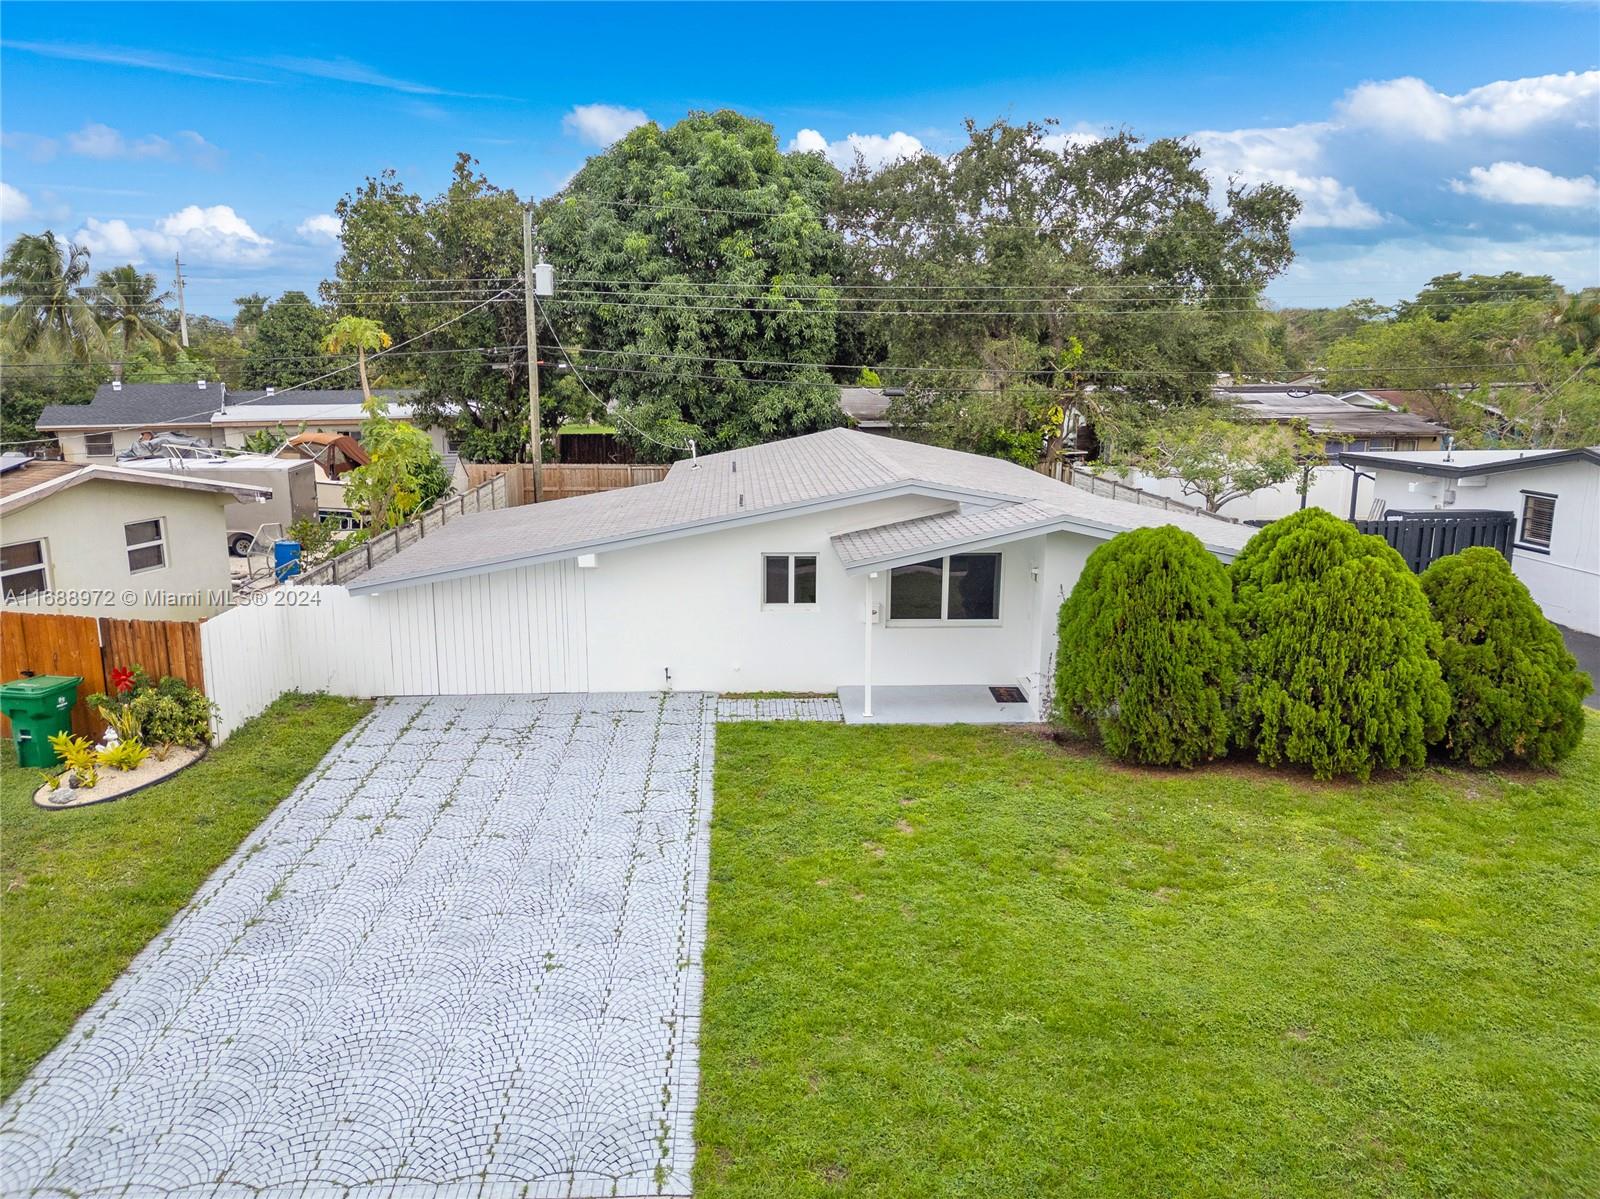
2 1 1596 318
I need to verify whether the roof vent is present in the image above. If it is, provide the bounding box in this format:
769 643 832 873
197 379 207 390
112 380 122 391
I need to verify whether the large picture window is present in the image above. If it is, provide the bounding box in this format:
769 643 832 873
1 540 49 598
125 519 167 573
889 553 1001 622
763 554 817 605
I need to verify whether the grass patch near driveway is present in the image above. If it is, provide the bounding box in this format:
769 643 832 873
1 692 371 1099
698 718 1600 1198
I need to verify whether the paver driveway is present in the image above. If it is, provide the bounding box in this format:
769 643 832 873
1 692 714 1199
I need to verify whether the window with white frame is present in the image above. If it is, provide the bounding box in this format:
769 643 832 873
124 518 167 573
1519 492 1556 550
889 553 1001 622
1 540 49 598
763 554 817 605
84 432 115 457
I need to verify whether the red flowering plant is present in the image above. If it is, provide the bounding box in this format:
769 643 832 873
86 664 217 757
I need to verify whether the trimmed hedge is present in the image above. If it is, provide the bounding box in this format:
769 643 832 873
1231 509 1448 780
1055 527 1239 767
1421 546 1591 767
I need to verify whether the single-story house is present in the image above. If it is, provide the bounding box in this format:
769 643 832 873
0 453 269 619
338 428 1252 718
1339 446 1600 636
1219 385 1447 454
37 382 448 462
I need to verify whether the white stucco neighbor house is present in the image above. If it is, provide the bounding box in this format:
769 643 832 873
1340 446 1600 636
0 455 268 619
342 428 1253 719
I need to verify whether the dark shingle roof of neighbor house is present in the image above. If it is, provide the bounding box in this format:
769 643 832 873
1337 446 1600 479
36 384 416 430
347 427 1254 595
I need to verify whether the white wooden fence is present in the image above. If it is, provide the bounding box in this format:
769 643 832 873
201 562 589 741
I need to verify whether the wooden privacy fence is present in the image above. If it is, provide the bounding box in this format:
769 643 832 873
1 610 204 739
462 462 669 507
296 473 509 587
1352 510 1516 574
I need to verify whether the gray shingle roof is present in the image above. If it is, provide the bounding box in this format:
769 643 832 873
349 428 1252 594
1224 389 1443 438
37 385 416 431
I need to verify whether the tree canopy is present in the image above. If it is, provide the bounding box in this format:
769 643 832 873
537 110 849 461
240 290 336 389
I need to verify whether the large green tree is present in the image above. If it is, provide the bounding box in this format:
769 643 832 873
239 290 337 389
537 110 850 461
328 155 531 461
0 232 109 362
833 122 1301 452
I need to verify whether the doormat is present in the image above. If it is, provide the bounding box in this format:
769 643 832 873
989 686 1027 704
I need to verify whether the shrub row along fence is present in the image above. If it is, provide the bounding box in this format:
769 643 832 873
1041 462 1244 523
295 473 510 587
1351 510 1516 574
0 610 204 739
462 462 669 507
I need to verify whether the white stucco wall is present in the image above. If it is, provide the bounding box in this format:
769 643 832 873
1113 465 1358 521
2 479 236 619
1368 460 1600 634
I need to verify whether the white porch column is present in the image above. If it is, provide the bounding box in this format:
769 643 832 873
863 572 877 719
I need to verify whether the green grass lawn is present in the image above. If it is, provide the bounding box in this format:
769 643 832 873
699 718 1600 1198
0 692 371 1099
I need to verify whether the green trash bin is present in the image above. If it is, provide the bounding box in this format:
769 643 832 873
0 675 84 768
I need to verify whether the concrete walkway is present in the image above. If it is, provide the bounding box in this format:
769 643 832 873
838 684 1039 725
1 692 715 1199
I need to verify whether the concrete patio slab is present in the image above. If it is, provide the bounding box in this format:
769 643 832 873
837 684 1039 725
0 692 715 1199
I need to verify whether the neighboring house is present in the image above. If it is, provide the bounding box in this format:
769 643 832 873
0 454 269 619
1339 446 1600 636
37 382 449 462
1119 385 1450 520
119 456 319 555
838 386 905 435
337 428 1252 717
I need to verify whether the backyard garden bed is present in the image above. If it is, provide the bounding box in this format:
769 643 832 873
697 717 1600 1197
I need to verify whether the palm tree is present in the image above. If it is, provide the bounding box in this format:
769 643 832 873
92 265 177 361
0 231 109 361
322 315 393 404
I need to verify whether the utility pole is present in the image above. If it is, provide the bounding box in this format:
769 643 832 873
173 253 190 348
522 207 542 503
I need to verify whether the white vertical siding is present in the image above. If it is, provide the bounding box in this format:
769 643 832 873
201 562 586 742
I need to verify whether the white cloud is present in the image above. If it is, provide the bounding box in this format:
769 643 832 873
76 204 272 266
1450 161 1600 208
1189 123 1383 230
1 182 34 222
67 122 168 159
1041 130 1101 154
787 128 925 171
53 122 222 167
1340 70 1600 142
296 213 343 241
1 131 58 162
562 103 649 147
